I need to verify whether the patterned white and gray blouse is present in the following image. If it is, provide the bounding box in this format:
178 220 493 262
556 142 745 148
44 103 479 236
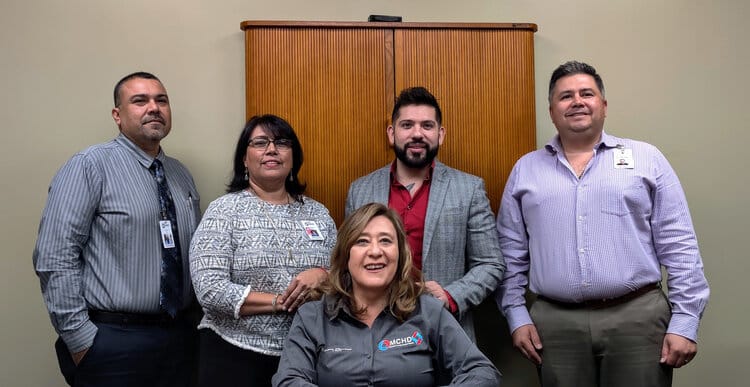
189 190 336 356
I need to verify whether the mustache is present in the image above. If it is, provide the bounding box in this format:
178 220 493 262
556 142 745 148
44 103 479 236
142 114 165 124
565 110 589 117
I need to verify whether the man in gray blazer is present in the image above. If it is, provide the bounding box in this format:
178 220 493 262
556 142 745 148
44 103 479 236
345 86 504 340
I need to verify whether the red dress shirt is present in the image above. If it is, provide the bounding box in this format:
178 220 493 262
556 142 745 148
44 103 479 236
388 162 458 313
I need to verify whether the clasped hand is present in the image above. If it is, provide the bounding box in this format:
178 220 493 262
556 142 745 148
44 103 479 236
277 268 326 313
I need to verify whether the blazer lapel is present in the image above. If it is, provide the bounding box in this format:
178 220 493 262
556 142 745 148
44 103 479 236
422 162 449 262
372 166 390 205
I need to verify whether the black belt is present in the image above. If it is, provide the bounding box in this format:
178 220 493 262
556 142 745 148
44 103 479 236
537 283 661 310
88 310 183 326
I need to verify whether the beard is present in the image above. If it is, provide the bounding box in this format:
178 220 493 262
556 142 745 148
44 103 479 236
393 141 439 169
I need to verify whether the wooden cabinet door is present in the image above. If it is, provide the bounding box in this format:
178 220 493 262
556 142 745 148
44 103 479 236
244 25 392 223
242 22 537 223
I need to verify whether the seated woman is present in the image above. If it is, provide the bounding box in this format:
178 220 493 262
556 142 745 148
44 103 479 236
190 114 337 387
273 203 501 387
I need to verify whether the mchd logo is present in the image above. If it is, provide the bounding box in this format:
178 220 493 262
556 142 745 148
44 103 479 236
377 331 423 351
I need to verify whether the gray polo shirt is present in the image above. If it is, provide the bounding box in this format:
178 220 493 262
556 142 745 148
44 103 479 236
273 294 501 387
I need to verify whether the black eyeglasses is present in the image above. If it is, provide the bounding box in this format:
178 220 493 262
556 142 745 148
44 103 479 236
248 136 293 150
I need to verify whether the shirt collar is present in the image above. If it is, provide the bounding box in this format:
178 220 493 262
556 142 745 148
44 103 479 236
323 294 391 322
324 294 352 321
389 160 435 185
598 132 623 149
115 133 165 168
544 131 620 155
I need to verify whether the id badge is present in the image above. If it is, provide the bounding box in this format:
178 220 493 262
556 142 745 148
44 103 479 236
613 147 634 169
159 220 176 248
301 220 325 241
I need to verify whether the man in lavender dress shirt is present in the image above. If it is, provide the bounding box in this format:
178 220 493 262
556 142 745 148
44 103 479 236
496 61 709 387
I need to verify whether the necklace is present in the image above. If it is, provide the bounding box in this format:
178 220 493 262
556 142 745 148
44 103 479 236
564 150 594 179
572 163 586 178
254 191 300 280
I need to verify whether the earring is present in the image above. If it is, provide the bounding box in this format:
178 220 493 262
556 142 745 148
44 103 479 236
243 168 249 181
288 173 294 182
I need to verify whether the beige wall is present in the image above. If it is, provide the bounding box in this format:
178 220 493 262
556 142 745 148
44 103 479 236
2 0 746 385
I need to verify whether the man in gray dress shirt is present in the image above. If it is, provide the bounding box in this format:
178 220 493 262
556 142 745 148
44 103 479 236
33 72 201 387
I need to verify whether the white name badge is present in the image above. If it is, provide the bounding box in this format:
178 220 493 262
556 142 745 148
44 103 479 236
159 220 176 248
301 220 325 241
613 147 634 169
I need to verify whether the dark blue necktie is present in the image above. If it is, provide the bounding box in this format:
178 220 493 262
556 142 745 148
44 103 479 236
150 159 183 317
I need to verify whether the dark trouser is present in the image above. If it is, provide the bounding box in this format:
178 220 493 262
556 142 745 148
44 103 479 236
55 318 197 387
531 288 673 387
197 328 280 387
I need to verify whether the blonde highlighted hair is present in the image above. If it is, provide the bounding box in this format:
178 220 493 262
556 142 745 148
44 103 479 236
316 203 422 322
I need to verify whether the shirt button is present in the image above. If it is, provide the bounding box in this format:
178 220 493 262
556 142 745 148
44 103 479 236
578 215 584 221
578 248 585 253
367 354 371 359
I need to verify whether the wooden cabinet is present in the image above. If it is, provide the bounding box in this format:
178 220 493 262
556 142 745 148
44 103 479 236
241 21 537 224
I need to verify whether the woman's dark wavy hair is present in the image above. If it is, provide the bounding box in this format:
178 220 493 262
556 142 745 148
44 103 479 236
226 114 306 200
313 203 423 322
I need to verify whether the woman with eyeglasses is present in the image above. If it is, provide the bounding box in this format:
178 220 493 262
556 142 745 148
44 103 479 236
189 114 337 387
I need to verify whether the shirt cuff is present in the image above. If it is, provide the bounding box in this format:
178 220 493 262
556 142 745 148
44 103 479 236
667 312 701 342
444 290 459 314
505 305 534 334
235 285 253 319
61 320 98 353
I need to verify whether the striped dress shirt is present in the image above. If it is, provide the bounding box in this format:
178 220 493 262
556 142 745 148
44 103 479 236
33 134 201 353
496 132 709 341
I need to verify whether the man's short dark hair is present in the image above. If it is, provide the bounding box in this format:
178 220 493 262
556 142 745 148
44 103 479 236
391 87 442 125
548 61 605 102
113 71 161 107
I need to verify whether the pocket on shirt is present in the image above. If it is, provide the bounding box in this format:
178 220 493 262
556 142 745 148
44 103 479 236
601 185 650 216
